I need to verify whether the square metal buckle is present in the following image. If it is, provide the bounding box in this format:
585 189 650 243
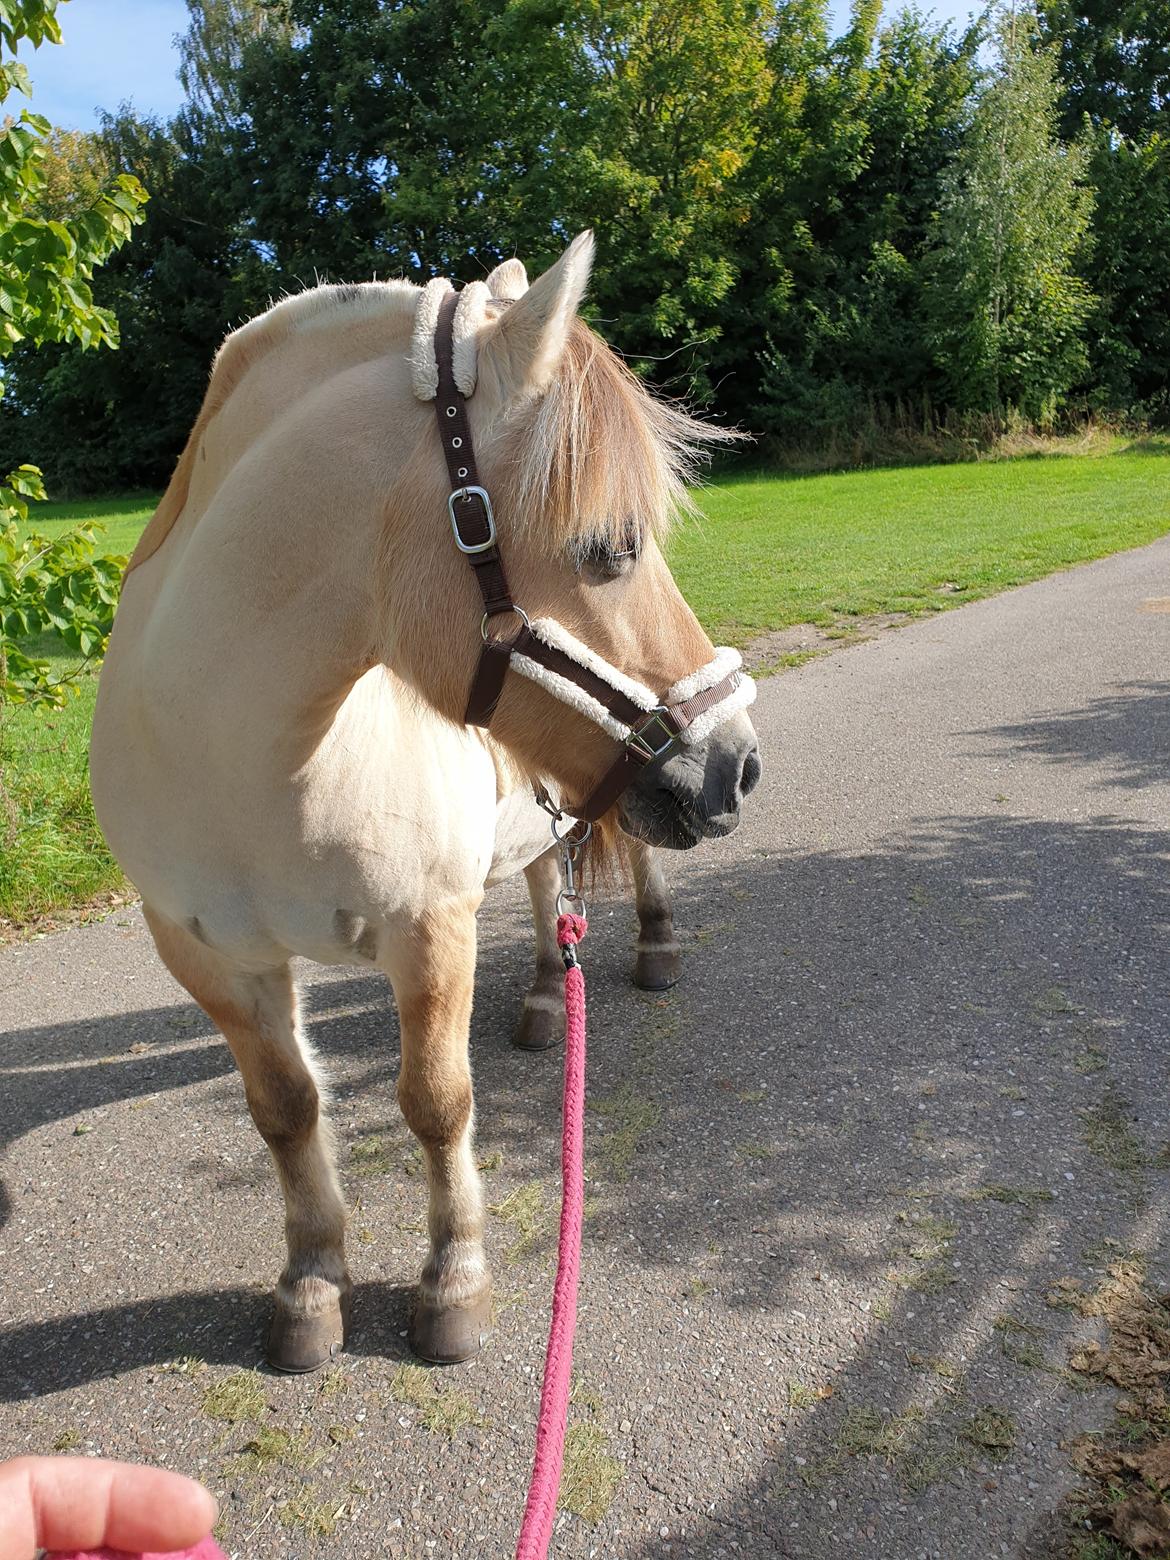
448 486 497 554
626 707 678 762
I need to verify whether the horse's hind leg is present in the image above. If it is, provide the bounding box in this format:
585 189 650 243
386 893 491 1364
143 906 350 1373
515 848 564 1051
630 839 681 990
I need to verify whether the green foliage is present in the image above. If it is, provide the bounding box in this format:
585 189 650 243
746 4 980 438
923 6 1095 422
0 0 1167 495
0 0 145 706
569 0 774 394
0 517 125 707
1037 0 1170 140
0 107 264 493
1079 129 1170 411
1038 1 1170 414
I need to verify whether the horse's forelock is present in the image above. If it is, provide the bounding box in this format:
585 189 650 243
498 320 739 555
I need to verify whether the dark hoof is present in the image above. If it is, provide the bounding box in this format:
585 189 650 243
634 948 682 991
514 1001 563 1052
267 1290 350 1374
410 1288 492 1365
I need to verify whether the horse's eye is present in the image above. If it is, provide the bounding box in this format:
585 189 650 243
574 529 640 579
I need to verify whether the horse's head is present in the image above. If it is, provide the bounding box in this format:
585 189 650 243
386 232 761 849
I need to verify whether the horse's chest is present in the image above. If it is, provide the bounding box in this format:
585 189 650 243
486 792 556 887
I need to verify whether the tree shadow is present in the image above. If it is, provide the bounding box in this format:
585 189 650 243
975 680 1170 791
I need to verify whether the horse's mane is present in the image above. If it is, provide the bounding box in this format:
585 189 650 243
498 318 739 557
127 280 418 576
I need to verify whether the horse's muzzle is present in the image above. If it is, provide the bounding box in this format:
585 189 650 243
618 714 762 849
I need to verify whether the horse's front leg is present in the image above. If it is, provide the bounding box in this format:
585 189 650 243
388 893 491 1364
143 906 350 1373
630 839 681 990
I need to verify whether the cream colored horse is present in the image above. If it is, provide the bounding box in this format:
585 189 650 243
89 232 760 1372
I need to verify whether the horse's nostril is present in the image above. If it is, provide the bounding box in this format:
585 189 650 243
739 745 762 799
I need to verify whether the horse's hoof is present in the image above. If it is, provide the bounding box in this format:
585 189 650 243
514 1000 563 1052
410 1288 492 1365
634 948 681 991
267 1291 349 1374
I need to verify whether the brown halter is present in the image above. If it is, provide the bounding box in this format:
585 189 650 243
431 289 742 822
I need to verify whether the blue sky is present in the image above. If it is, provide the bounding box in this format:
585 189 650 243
16 0 983 133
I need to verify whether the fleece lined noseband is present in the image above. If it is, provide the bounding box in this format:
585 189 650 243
423 287 756 822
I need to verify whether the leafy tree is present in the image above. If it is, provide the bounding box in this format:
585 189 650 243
0 107 267 494
740 3 979 440
567 0 774 397
178 0 293 122
233 0 779 397
1038 0 1170 412
924 5 1095 422
230 0 593 285
1077 129 1170 412
0 0 147 706
1037 0 1170 140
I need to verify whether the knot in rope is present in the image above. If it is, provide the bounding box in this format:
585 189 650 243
555 912 587 949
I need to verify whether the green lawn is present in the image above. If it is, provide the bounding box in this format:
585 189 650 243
670 445 1170 643
3 448 1168 927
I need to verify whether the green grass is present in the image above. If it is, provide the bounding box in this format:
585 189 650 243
17 492 159 557
671 449 1170 643
1 495 156 927
3 449 1168 928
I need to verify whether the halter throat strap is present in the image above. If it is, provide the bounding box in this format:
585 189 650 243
430 288 754 821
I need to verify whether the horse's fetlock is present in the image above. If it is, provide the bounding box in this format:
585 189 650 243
420 1239 490 1308
276 1266 350 1320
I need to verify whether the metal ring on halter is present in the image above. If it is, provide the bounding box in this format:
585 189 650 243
551 815 591 851
481 604 531 642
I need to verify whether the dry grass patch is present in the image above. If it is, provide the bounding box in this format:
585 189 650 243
489 1181 549 1261
389 1364 484 1437
202 1371 267 1425
558 1424 623 1523
1082 1089 1148 1181
959 1407 1016 1462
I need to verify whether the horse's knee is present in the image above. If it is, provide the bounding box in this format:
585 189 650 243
398 1069 472 1149
246 1064 320 1150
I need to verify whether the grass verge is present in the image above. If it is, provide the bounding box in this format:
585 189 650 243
4 448 1168 929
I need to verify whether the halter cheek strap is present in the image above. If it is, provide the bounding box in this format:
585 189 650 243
430 287 755 821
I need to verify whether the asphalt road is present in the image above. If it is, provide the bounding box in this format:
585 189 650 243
2 537 1168 1559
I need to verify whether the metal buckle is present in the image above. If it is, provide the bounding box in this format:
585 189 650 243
448 486 497 554
626 707 678 762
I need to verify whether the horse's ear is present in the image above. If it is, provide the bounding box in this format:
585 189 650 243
480 231 593 400
485 257 528 299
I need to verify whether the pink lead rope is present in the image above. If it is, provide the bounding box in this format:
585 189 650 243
515 910 589 1560
50 919 590 1560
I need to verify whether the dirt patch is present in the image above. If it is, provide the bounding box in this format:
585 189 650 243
0 886 136 947
1062 1259 1170 1556
743 613 911 675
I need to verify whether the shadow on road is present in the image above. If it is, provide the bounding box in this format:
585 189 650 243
976 679 1170 791
2 704 1168 1551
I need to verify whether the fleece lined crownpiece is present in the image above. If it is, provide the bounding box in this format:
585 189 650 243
509 617 755 748
410 278 491 401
